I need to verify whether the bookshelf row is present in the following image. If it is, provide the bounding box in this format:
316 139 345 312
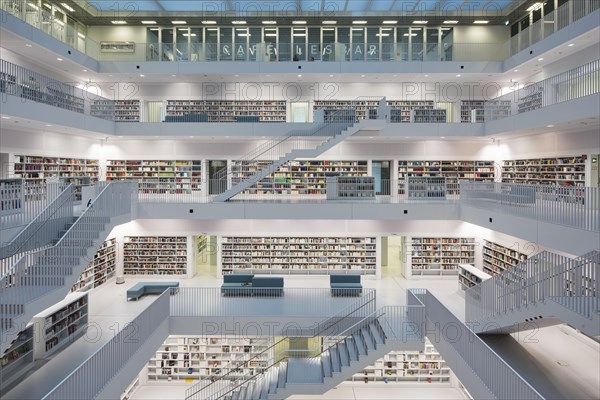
460 100 512 123
458 264 492 290
71 238 117 293
106 160 202 193
220 236 377 275
410 237 476 276
482 239 529 276
91 100 141 122
502 156 586 186
124 236 188 276
518 91 543 113
165 100 287 122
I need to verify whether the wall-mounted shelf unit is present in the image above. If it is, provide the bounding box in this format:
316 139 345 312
90 100 116 121
106 160 202 194
0 178 24 216
0 325 34 393
518 90 543 113
326 176 375 200
482 239 529 276
411 237 476 276
458 264 492 290
32 292 88 359
124 236 188 276
502 156 586 187
388 101 435 123
71 238 117 292
146 336 273 382
165 100 286 122
349 339 450 383
460 100 485 123
114 100 141 122
483 100 512 121
410 109 447 123
313 100 381 121
406 176 446 200
220 236 377 275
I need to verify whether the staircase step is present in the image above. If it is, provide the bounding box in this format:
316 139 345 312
353 331 368 356
330 347 342 373
346 338 359 362
370 322 385 346
337 342 350 367
269 368 279 394
277 363 287 388
321 351 332 378
361 326 376 350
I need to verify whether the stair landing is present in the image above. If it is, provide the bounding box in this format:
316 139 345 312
286 358 323 384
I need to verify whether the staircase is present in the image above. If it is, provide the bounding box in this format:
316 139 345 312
213 97 387 202
466 250 600 336
0 182 136 354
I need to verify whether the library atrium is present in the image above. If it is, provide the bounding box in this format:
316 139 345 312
0 1 599 399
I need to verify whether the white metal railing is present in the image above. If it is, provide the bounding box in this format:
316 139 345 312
482 59 600 121
460 181 600 232
0 182 137 331
170 287 375 318
466 251 599 323
409 289 544 400
41 290 170 400
0 182 69 229
0 184 75 260
184 288 376 400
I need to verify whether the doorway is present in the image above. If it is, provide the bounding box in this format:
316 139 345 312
208 160 227 194
291 102 309 123
372 160 391 195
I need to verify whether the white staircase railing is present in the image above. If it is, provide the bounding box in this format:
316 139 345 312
0 182 137 352
466 250 600 327
410 289 544 400
185 289 376 400
0 182 69 230
0 183 75 262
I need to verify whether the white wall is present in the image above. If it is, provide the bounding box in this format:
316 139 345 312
0 47 81 83
453 26 509 44
498 130 600 159
87 26 147 61
540 43 600 79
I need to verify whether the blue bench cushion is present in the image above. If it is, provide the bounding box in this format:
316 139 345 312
127 282 179 300
330 283 362 288
251 277 284 287
223 275 254 284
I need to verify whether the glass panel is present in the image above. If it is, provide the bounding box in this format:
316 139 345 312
76 22 86 53
425 28 439 61
441 27 453 61
234 28 248 61
249 27 261 61
176 27 190 61
205 28 219 61
292 27 306 61
161 28 174 61
190 28 203 61
351 27 365 61
25 0 41 28
263 27 278 61
366 27 379 61
147 28 160 61
380 27 394 61
338 27 350 61
397 27 409 61
52 8 65 42
40 2 52 36
220 27 233 61
279 27 291 61
322 27 336 61
65 16 76 48
308 27 320 61
410 27 424 61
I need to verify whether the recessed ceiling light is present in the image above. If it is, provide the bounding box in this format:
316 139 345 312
235 74 239 77
568 43 575 47
189 136 194 138
353 21 367 24
547 125 554 128
141 21 157 24
329 74 334 77
172 21 187 24
57 57 63 61
538 57 544 61
232 21 246 25
82 69 87 72
393 74 397 77
361 75 365 77
140 74 144 77
413 21 428 24
111 21 127 24
172 74 176 77
298 74 302 77
266 74 271 77
262 21 277 25
369 137 374 139
474 20 489 24
46 124 52 127
443 20 459 24
456 74 461 77
440 136 446 139
322 21 337 24
202 21 217 24
526 3 543 12
382 21 397 24
261 136 266 139
514 69 519 72
292 21 306 25
1 116 10 119
61 3 74 12
25 43 32 47
424 74 429 77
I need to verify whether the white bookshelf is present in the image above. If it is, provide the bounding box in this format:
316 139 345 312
410 237 476 276
406 176 446 200
124 236 188 276
220 236 377 275
106 160 202 193
410 109 447 123
32 292 88 359
146 336 273 382
518 90 543 113
326 176 375 200
71 238 117 292
349 339 451 383
0 325 34 392
458 264 491 290
0 178 24 216
502 156 586 187
460 100 485 123
482 240 529 276
114 100 141 122
90 100 116 121
165 100 286 122
313 100 381 121
388 101 435 123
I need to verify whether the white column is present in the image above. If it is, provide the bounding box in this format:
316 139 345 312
187 235 195 278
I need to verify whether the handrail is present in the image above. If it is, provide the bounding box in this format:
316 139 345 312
185 289 375 400
0 184 74 260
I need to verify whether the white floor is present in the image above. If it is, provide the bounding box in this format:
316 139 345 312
4 265 599 400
